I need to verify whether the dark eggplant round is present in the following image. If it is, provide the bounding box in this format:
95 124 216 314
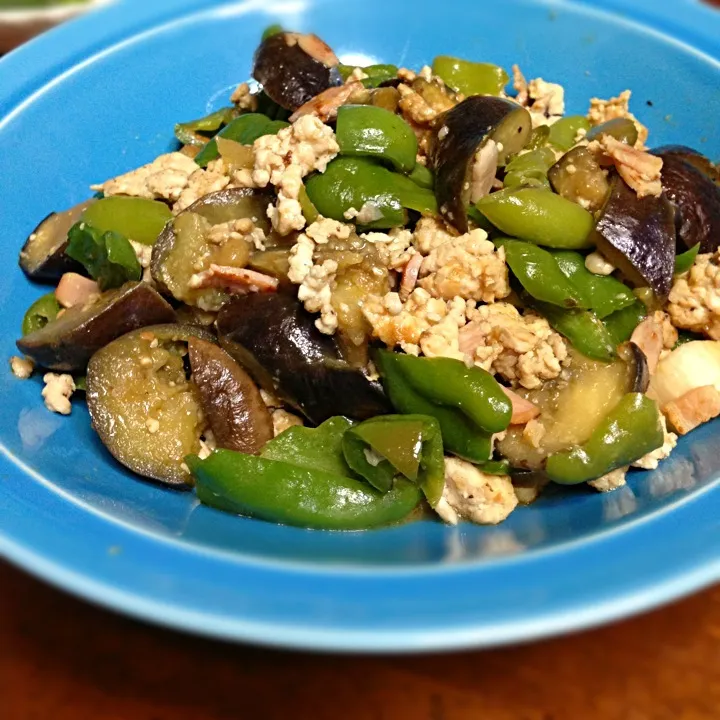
216 294 391 424
19 199 93 282
548 146 610 212
652 148 720 253
433 96 532 233
653 145 719 184
590 174 676 298
17 281 176 372
87 324 215 487
188 337 273 454
252 32 341 111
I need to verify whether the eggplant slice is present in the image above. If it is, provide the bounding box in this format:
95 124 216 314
87 324 216 487
253 31 342 112
216 294 391 424
433 96 532 232
17 281 175 372
19 199 94 281
653 148 720 253
590 174 676 298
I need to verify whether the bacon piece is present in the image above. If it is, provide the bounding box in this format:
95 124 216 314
188 265 279 294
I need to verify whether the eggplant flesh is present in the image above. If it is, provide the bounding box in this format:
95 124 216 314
86 324 215 487
19 199 94 281
652 150 720 253
216 294 391 424
188 337 274 454
17 281 176 372
433 96 532 233
591 174 676 298
252 32 341 111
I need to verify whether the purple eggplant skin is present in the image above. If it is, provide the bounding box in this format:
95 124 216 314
17 282 176 372
653 145 719 184
216 293 391 425
433 96 532 233
652 148 720 253
19 200 94 282
252 32 342 111
590 174 676 299
188 337 274 455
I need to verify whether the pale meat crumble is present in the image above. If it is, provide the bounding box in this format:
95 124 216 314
588 467 628 492
41 373 75 415
512 65 565 127
631 416 677 470
667 250 720 340
10 355 34 379
588 135 662 198
587 89 649 148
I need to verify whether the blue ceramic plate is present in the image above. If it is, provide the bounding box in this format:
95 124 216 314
1 0 719 652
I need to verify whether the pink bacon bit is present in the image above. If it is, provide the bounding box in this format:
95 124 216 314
189 265 279 294
289 82 364 123
399 253 423 301
501 385 540 425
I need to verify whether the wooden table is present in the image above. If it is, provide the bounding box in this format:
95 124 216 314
2 560 718 719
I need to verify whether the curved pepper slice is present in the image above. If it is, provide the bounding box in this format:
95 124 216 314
432 56 509 96
674 243 700 275
82 197 172 246
175 107 237 147
22 292 61 336
374 350 493 463
546 392 664 484
602 301 647 346
547 115 591 151
337 63 399 89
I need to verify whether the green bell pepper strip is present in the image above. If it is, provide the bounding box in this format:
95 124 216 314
189 451 422 530
475 187 595 249
432 56 509 97
674 243 700 275
374 350 493 463
525 125 551 151
342 415 445 506
393 172 438 215
194 114 289 167
336 104 418 173
532 300 617 361
552 250 636 318
502 148 555 190
586 117 638 146
337 63 399 89
407 162 435 190
547 115 591 151
21 292 61 336
477 459 511 476
498 239 583 308
81 197 171 246
261 23 283 41
546 393 664 484
175 107 237 147
298 184 319 224
388 354 512 433
602 301 647 346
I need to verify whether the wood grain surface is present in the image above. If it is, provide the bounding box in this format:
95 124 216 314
1 561 718 720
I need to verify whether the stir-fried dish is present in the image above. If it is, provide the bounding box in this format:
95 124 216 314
10 28 720 530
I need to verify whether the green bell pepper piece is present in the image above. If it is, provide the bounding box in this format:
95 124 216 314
603 301 647 346
532 300 617 361
190 451 421 530
21 292 61 336
525 125 551 151
261 23 283 41
194 113 289 167
674 243 700 275
475 187 595 249
407 162 435 189
502 148 555 190
432 56 509 96
477 459 511 476
175 107 237 147
586 117 638 146
337 63 399 89
547 115 591 151
552 250 636 318
374 350 493 463
336 104 418 173
498 238 582 308
387 354 512 433
81 197 171 246
546 393 664 484
299 184 319 224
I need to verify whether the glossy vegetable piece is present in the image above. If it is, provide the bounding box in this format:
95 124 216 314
432 56 509 96
336 105 417 173
252 31 341 111
216 294 390 424
548 146 610 212
603 301 647 346
586 117 638 145
194 113 289 167
337 63 399 89
17 282 175 372
81 197 172 246
21 292 61 336
499 239 582 308
18 199 92 281
546 393 663 484
547 115 591 151
87 324 214 487
433 96 532 233
590 174 676 297
653 149 720 253
476 187 595 249
188 338 273 454
175 107 237 147
552 250 636 318
674 243 700 275
374 349 493 463
407 162 435 189
502 147 555 190
653 145 719 184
